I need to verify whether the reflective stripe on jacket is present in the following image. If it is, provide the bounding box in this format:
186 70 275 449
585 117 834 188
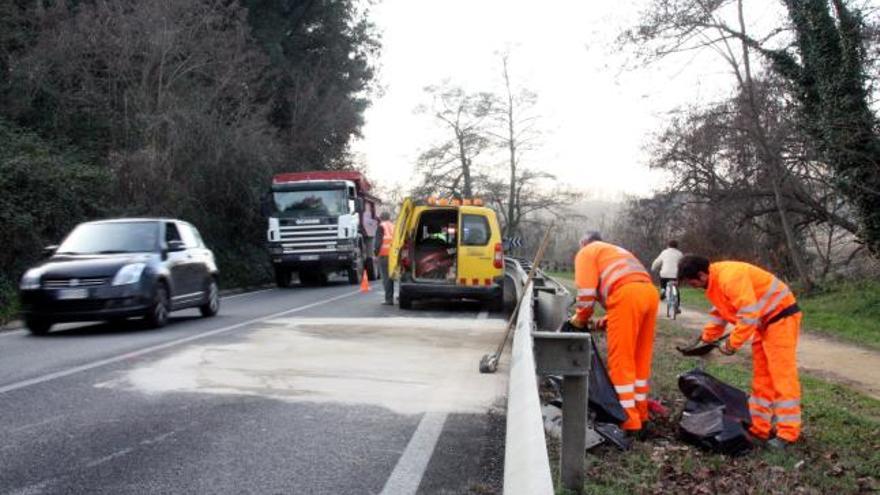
379 220 394 257
574 241 652 322
701 261 798 350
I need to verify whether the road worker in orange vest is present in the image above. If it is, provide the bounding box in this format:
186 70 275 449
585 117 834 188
678 255 802 449
376 211 396 305
568 232 659 434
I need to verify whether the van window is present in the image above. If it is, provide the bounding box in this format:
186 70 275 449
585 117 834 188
461 214 490 246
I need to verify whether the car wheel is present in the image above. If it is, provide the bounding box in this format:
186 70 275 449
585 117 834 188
145 283 170 328
25 317 52 335
200 278 220 317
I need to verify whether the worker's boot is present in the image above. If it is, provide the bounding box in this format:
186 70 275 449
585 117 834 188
766 437 793 450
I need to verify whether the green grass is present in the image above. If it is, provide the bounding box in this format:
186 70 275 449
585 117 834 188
799 281 880 350
678 286 712 311
545 270 573 281
547 319 880 494
0 284 19 326
679 281 880 350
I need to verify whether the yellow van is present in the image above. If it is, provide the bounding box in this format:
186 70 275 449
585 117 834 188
388 197 504 310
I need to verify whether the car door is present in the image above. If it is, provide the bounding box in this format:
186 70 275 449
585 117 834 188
164 221 194 300
178 222 210 298
457 208 500 286
388 197 414 278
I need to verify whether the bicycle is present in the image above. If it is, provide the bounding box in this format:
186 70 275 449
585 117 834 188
665 280 681 319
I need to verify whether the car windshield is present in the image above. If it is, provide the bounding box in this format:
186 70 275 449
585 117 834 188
272 188 348 219
57 222 159 254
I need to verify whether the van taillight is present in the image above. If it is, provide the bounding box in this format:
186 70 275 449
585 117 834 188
493 242 504 269
402 240 412 269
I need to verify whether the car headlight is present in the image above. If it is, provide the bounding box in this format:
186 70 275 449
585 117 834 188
112 263 147 286
20 269 42 290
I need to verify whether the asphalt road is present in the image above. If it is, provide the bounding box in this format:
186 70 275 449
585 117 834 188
0 280 508 495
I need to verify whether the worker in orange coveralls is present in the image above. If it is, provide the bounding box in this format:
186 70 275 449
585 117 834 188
678 255 802 449
568 232 659 434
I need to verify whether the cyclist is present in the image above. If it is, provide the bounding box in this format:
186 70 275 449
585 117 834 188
651 240 683 301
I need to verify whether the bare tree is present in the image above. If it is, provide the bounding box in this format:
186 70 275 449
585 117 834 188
414 83 496 198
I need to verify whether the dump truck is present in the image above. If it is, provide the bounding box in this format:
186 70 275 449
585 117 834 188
263 171 381 287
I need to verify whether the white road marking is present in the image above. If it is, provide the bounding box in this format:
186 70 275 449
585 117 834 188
379 308 490 494
379 411 448 495
0 290 360 395
222 288 275 300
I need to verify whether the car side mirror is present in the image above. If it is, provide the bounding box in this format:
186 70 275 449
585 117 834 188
355 198 365 213
43 245 59 257
167 240 186 252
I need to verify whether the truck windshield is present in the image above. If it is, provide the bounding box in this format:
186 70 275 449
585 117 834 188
272 189 348 218
57 222 159 254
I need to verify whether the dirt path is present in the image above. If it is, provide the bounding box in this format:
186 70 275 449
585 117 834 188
668 306 880 400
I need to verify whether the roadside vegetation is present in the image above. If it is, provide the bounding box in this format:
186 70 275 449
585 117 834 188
0 1 380 325
548 319 880 494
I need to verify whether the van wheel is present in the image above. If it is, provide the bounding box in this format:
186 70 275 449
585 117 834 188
25 317 53 335
487 294 504 313
399 290 413 310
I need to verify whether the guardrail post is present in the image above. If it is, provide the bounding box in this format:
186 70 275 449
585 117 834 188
532 331 591 494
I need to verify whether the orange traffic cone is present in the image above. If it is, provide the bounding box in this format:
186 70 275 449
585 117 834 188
360 270 370 292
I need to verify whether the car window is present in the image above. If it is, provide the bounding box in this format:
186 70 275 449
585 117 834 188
178 223 200 248
165 222 182 244
461 214 490 246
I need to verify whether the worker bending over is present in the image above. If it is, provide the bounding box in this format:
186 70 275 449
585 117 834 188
678 255 802 448
569 232 659 433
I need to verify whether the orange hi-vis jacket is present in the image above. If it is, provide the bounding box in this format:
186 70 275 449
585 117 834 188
379 220 394 257
574 241 652 322
701 261 797 350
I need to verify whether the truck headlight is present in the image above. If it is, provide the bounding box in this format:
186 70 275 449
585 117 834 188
336 239 353 251
20 269 41 290
112 263 147 286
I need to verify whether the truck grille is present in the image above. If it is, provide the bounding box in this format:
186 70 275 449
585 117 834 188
43 277 109 289
278 224 339 254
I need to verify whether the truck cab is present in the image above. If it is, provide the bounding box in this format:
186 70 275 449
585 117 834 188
265 171 379 286
389 197 504 310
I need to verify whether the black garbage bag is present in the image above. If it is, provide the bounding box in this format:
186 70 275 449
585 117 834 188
677 368 752 456
588 337 628 424
559 321 628 425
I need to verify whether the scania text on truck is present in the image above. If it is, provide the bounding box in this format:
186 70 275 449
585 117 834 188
263 171 380 287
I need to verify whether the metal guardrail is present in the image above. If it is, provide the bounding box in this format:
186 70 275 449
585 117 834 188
502 258 574 494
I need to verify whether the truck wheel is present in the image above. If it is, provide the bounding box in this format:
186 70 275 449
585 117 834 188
274 267 291 288
348 255 364 285
366 258 378 281
25 317 53 335
347 267 359 285
398 290 413 310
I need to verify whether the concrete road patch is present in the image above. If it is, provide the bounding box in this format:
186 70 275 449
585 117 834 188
98 317 509 415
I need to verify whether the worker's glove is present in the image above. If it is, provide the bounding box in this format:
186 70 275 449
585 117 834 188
718 338 737 356
568 315 587 330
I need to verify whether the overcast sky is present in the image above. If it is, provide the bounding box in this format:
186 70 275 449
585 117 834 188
351 0 767 200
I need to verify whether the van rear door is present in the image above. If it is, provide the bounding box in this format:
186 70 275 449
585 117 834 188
388 198 414 277
457 207 503 285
